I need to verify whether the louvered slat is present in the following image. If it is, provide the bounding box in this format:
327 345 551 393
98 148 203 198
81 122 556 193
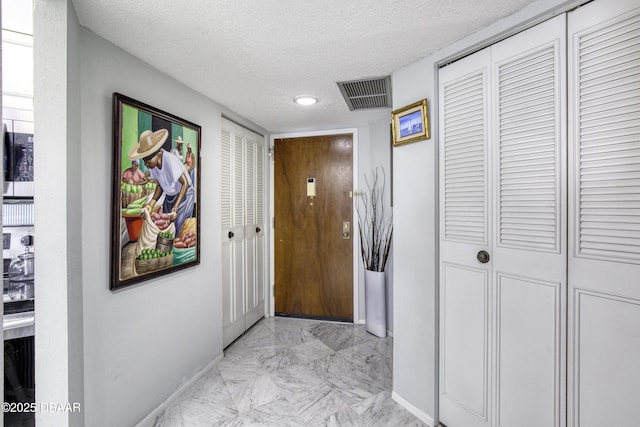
498 45 559 250
221 128 232 230
245 141 256 224
256 143 264 223
443 72 487 243
234 135 244 227
577 12 640 262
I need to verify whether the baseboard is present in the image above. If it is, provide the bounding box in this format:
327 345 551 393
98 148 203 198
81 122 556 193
135 353 224 427
391 391 435 427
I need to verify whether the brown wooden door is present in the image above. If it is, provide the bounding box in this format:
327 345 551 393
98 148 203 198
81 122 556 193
274 134 353 321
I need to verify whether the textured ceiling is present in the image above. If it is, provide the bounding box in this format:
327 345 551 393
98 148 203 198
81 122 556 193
71 0 535 133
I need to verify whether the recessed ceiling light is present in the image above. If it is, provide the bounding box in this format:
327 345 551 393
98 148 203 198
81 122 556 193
294 95 318 106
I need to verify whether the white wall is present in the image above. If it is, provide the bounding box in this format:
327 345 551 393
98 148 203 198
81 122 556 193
364 118 393 332
33 1 84 425
391 57 436 421
78 28 268 426
390 0 587 423
35 5 267 425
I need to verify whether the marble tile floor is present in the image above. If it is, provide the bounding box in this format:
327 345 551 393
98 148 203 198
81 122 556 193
153 316 427 427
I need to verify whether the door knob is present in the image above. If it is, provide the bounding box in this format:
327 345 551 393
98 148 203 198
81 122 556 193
228 231 234 239
477 250 490 264
256 227 261 233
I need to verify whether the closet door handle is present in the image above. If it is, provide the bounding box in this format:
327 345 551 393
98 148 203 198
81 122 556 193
256 227 261 233
477 250 490 264
228 231 234 239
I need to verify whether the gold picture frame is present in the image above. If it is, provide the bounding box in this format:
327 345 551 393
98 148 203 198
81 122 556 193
391 99 430 147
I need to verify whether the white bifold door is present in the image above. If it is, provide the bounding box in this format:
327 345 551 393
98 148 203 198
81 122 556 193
567 1 640 426
440 1 640 426
439 15 567 427
221 118 266 348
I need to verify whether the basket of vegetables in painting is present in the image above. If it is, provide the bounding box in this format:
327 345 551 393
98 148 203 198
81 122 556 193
122 195 147 216
173 218 198 264
121 182 158 208
134 247 174 274
121 195 148 242
156 231 174 253
133 207 176 275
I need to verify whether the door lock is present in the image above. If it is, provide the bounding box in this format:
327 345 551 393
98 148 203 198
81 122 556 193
342 222 350 239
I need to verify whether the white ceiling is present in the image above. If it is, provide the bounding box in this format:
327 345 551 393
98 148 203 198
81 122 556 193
70 0 535 133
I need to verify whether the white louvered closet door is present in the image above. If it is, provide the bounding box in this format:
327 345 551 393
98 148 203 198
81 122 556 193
221 118 266 347
221 127 235 344
439 46 492 427
568 2 640 426
491 14 566 427
439 15 566 427
221 125 245 346
244 133 265 329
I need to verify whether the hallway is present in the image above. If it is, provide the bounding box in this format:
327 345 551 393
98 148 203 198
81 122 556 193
152 317 426 426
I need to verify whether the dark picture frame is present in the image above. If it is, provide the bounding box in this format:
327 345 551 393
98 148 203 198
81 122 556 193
110 93 201 290
391 99 430 147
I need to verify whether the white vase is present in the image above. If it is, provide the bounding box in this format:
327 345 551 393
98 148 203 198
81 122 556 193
365 269 387 337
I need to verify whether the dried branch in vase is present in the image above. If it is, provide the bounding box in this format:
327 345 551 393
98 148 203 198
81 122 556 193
357 167 393 272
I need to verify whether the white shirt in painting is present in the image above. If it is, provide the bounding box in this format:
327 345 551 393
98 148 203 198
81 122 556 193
149 149 193 196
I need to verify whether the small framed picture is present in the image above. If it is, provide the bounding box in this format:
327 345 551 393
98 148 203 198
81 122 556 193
391 99 430 147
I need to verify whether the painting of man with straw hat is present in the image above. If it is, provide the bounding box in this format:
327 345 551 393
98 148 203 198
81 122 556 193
111 93 200 290
129 128 194 236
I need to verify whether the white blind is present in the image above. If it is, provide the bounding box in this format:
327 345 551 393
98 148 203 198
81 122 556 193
577 11 640 262
442 72 488 243
498 45 559 251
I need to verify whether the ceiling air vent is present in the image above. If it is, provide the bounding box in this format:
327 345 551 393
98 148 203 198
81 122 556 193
337 76 392 111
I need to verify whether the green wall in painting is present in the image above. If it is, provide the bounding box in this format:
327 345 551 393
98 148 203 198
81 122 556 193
121 104 139 171
119 105 197 173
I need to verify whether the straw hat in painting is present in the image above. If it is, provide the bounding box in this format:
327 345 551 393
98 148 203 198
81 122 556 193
128 129 169 160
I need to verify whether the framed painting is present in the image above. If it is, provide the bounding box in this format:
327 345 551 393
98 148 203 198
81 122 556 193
110 93 201 290
391 99 430 147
